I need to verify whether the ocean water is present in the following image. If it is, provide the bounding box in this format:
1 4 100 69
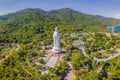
108 25 120 32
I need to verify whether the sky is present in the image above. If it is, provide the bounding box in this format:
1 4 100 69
0 0 120 19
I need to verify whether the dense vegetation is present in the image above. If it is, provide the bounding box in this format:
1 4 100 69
71 32 120 80
0 8 120 44
0 8 120 80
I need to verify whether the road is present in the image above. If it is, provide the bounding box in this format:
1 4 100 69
105 32 112 40
79 34 120 63
94 49 120 63
79 42 89 58
105 32 112 45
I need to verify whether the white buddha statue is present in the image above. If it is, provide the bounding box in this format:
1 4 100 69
52 27 61 53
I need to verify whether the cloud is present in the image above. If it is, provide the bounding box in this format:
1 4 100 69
104 13 120 19
0 11 11 15
112 14 120 19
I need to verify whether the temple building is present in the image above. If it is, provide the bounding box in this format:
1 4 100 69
52 27 61 53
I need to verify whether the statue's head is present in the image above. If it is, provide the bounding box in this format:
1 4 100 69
55 27 58 32
53 27 60 38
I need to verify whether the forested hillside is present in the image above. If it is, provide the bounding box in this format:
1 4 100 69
0 8 120 44
0 8 120 80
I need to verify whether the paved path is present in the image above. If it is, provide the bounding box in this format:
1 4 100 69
45 56 58 67
62 62 76 80
64 70 76 80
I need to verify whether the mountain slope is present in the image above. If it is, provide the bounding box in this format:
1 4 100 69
0 8 120 80
1 8 120 31
0 8 120 44
48 8 120 25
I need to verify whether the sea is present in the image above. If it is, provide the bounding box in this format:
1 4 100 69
108 25 120 32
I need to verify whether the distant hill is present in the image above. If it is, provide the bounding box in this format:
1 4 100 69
0 8 120 28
